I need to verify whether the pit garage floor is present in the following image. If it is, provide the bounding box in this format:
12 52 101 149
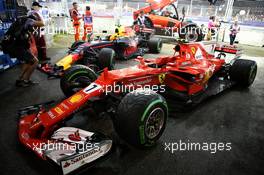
0 35 264 175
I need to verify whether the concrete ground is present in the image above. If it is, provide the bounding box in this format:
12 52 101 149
0 35 264 175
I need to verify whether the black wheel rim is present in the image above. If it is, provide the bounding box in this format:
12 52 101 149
68 76 91 93
185 30 198 42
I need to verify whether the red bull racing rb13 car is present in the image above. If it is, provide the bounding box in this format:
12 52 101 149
18 41 257 174
40 26 163 78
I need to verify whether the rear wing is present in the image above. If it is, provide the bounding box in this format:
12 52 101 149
214 44 242 59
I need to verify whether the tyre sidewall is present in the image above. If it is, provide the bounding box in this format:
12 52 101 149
60 65 97 97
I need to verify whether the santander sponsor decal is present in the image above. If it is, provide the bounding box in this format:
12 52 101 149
62 149 100 168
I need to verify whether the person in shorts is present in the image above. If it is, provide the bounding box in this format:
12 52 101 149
15 16 44 87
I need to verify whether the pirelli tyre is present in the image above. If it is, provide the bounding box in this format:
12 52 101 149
180 25 203 42
230 59 257 87
98 48 115 70
114 89 168 147
60 65 97 97
148 37 163 53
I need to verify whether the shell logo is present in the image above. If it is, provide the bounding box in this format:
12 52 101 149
54 107 63 115
69 94 84 104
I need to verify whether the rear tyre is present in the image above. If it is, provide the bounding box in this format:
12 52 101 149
180 26 203 42
230 59 257 87
148 37 163 53
114 89 168 147
98 48 115 70
60 65 97 97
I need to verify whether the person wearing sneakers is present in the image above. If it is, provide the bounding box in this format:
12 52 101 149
14 16 44 87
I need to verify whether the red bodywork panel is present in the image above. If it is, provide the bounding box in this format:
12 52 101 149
133 0 181 29
133 0 177 19
19 42 226 159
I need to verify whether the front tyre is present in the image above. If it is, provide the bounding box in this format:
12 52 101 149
114 89 168 147
230 59 257 87
60 65 97 97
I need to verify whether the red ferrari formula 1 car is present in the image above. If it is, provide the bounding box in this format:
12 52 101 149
134 0 204 41
18 41 257 174
39 26 163 78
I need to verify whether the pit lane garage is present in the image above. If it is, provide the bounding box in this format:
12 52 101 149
0 0 264 175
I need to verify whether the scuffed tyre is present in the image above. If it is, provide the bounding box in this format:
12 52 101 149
98 48 115 70
114 89 168 147
148 37 163 53
230 59 257 87
60 65 97 97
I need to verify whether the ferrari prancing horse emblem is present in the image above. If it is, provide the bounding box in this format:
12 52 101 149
159 74 166 84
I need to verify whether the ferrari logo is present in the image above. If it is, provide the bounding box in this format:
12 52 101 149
191 47 196 54
159 74 166 84
69 94 83 104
